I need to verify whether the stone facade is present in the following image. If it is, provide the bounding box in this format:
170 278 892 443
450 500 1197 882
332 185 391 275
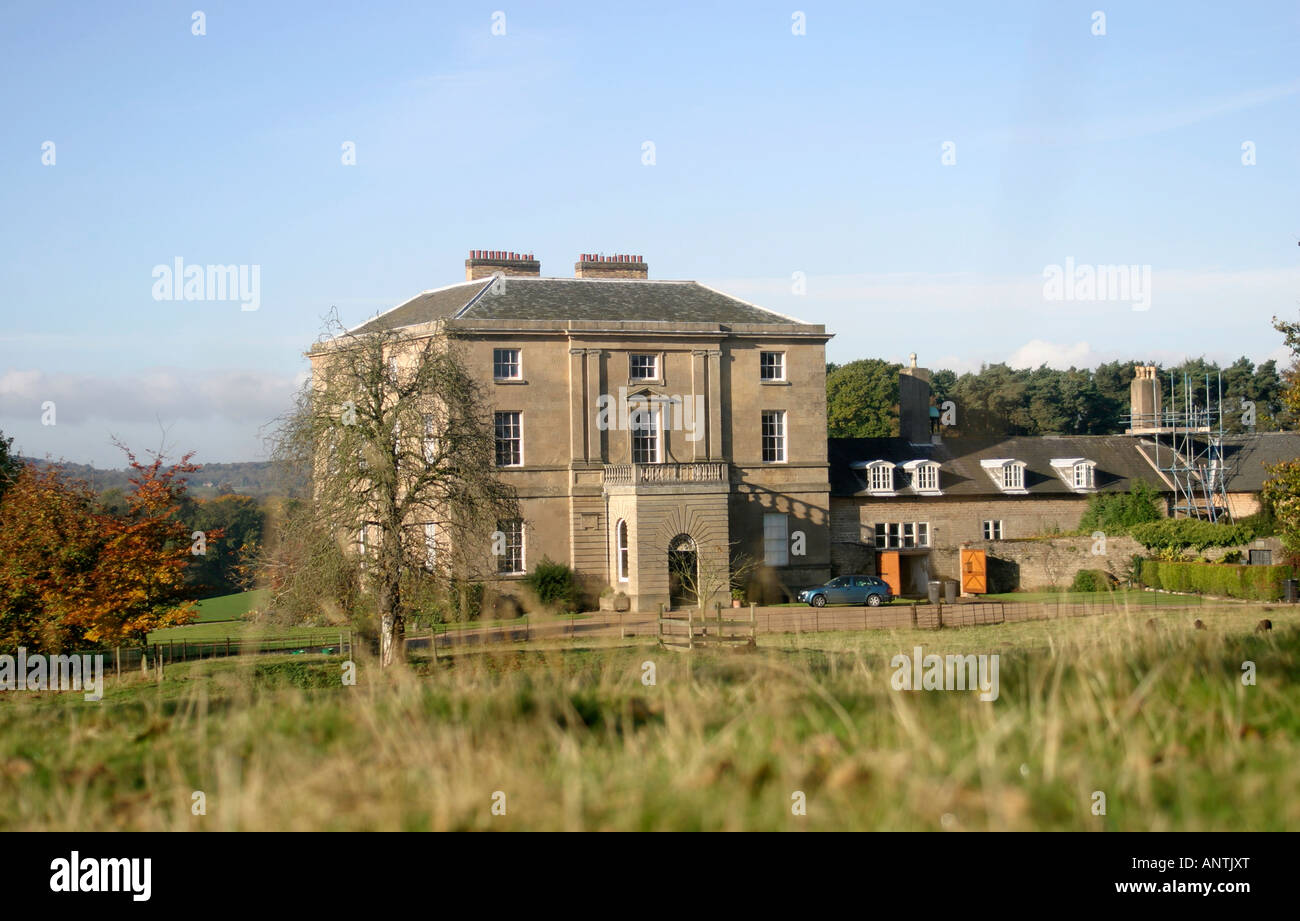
316 253 833 613
454 321 832 610
831 494 1106 592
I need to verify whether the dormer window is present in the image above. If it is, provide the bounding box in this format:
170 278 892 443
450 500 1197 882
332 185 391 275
1051 457 1097 492
902 459 941 494
852 460 897 495
981 458 1028 494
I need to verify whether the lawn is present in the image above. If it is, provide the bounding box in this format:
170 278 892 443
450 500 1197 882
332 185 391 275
4 602 1298 830
191 589 268 623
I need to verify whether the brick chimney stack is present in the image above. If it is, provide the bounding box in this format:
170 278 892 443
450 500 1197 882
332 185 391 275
465 250 540 281
899 355 934 445
1128 364 1162 431
574 253 648 279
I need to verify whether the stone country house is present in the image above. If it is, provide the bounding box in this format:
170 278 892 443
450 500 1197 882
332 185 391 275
311 250 1299 608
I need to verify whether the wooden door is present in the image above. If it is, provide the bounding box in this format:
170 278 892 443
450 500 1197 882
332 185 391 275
960 549 987 594
878 551 900 596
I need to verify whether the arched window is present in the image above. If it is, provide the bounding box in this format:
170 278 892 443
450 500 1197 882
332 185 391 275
616 520 629 582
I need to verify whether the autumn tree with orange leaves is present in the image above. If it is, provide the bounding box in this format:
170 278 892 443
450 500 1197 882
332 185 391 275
0 445 206 652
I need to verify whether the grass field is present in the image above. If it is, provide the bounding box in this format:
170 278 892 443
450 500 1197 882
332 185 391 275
4 602 1298 830
191 589 268 623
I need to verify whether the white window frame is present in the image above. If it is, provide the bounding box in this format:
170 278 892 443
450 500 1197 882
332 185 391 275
630 404 663 464
914 463 938 491
761 410 787 463
629 353 659 381
422 413 438 464
423 522 437 569
497 519 525 575
981 458 1027 493
616 519 629 582
764 513 789 566
494 411 523 467
1050 457 1096 492
357 524 369 570
983 519 1003 540
874 522 931 549
868 462 894 493
493 348 522 381
759 351 786 382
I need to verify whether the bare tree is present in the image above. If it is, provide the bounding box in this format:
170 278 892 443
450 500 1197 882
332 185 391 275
665 534 760 614
271 312 517 666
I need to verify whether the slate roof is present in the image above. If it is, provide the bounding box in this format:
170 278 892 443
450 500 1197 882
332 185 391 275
350 277 805 334
1214 433 1300 492
829 435 1165 499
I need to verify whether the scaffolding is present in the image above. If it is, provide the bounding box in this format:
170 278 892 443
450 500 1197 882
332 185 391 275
1124 368 1234 522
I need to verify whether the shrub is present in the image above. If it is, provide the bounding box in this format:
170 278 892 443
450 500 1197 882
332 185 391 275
1137 559 1295 601
1077 480 1163 535
1070 569 1109 592
448 580 484 622
523 557 577 612
1129 518 1256 555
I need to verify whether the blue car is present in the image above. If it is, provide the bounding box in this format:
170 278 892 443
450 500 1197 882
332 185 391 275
798 575 893 607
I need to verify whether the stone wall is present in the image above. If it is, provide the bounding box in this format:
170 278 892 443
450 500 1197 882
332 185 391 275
981 535 1144 590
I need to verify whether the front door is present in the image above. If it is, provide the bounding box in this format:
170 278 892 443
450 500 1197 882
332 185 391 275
878 551 901 597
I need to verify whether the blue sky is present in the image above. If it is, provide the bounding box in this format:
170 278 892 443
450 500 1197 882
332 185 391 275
1 0 1298 465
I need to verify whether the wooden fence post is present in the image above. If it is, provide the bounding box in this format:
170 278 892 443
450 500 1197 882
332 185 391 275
910 603 918 629
687 607 694 650
937 601 944 629
115 647 121 680
749 603 756 643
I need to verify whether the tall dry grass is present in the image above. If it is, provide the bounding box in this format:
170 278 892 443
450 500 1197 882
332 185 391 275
1 605 1297 830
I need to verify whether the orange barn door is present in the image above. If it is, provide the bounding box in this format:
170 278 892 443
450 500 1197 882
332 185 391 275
961 549 987 594
878 551 900 596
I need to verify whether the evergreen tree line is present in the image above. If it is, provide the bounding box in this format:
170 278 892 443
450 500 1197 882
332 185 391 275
826 356 1291 439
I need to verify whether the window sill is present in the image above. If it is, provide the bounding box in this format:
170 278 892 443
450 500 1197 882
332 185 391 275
494 378 528 385
760 379 790 386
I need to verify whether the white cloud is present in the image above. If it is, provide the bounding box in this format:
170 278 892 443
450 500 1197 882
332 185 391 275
0 367 297 426
1006 340 1094 369
707 266 1300 372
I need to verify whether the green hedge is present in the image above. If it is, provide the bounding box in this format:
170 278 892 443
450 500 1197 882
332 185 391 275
1129 518 1256 554
1137 559 1296 601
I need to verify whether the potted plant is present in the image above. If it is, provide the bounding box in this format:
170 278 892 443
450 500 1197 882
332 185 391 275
731 588 746 608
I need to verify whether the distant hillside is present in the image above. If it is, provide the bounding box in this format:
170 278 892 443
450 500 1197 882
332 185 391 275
22 457 308 499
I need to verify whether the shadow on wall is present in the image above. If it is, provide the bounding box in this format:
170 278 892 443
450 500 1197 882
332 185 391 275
986 557 1020 594
744 566 797 605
